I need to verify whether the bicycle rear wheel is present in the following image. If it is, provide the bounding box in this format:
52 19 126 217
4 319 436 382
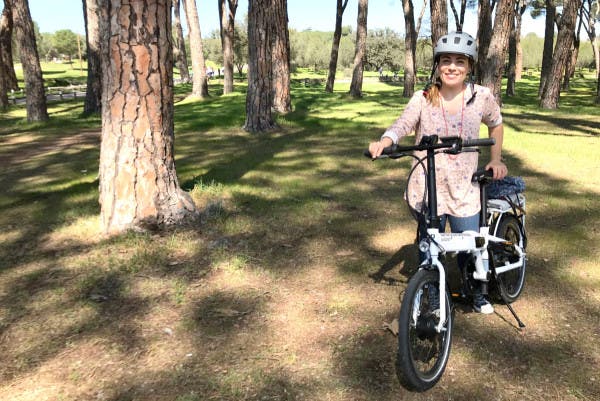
492 215 526 303
396 269 453 392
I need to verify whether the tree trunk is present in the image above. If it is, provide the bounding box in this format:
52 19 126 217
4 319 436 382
540 0 581 108
183 0 209 98
349 0 368 98
562 34 579 91
98 0 198 235
325 0 348 93
515 2 525 81
0 47 7 108
479 0 513 105
506 8 517 96
539 0 556 98
430 0 447 52
476 0 493 83
449 0 466 32
402 0 417 97
174 0 190 84
271 0 291 113
581 0 599 102
1 0 18 91
244 0 276 132
219 0 237 94
12 0 48 122
82 0 103 114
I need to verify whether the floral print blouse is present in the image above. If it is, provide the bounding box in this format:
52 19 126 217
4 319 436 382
382 84 503 217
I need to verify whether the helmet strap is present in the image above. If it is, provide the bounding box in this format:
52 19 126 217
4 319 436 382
424 60 439 92
466 70 477 105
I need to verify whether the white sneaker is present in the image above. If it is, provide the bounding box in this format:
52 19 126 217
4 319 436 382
473 293 494 314
473 300 494 314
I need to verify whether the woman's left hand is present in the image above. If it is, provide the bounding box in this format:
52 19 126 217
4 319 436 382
485 160 508 180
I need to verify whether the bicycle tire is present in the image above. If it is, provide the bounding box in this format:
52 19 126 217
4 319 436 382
492 215 526 303
396 269 453 392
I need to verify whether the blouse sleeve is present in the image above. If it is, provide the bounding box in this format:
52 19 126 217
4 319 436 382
381 91 424 144
480 87 503 128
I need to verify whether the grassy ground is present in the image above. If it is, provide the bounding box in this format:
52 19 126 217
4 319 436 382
0 74 599 401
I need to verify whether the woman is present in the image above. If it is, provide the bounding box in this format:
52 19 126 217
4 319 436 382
368 32 508 314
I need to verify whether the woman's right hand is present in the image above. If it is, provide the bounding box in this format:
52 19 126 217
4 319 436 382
368 137 393 159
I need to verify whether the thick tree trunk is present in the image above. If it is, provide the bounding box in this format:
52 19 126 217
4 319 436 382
402 0 417 98
12 0 48 122
349 0 368 98
476 0 493 83
244 0 275 132
430 0 447 52
219 0 237 94
540 0 581 109
479 0 513 105
174 0 190 84
98 0 198 235
82 0 102 114
325 0 348 93
1 0 18 91
271 0 291 113
539 0 556 98
183 0 209 98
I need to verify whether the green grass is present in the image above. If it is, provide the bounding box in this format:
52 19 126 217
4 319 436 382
0 74 599 400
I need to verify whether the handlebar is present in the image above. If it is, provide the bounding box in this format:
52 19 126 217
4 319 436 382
364 135 496 159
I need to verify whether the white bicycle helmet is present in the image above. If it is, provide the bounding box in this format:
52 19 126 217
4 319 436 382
433 32 477 62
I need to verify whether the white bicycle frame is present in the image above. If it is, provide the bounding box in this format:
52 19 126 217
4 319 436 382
421 217 526 333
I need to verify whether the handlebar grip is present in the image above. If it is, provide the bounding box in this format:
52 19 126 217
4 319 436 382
363 145 399 158
472 168 493 182
462 138 496 147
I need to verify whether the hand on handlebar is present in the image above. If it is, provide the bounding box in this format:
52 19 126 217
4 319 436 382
485 159 508 180
368 138 393 159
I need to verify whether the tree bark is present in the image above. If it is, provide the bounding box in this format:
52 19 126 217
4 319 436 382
0 65 6 109
402 0 417 97
349 0 368 98
506 6 517 96
271 0 291 113
562 33 579 91
449 0 466 32
479 0 513 105
515 1 526 80
183 0 209 98
540 0 582 108
219 0 237 94
1 0 18 91
174 0 190 84
12 0 48 122
325 0 348 93
99 0 198 235
244 0 276 132
82 0 103 114
538 0 556 98
430 0 447 52
476 0 493 83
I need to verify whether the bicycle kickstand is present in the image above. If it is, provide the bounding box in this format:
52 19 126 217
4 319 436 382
505 302 526 329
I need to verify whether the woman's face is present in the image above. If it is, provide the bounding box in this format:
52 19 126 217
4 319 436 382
437 54 470 88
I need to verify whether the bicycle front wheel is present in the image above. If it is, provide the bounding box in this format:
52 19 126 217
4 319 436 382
396 269 453 392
